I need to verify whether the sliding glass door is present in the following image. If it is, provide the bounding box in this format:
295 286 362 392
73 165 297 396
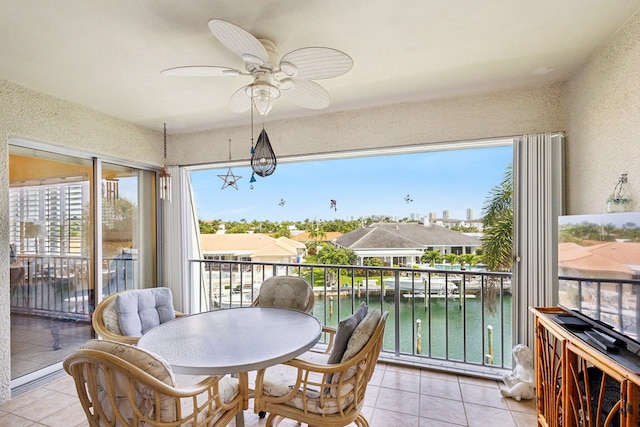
101 162 156 296
9 143 157 386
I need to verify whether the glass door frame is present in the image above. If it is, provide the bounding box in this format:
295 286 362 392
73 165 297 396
8 137 162 389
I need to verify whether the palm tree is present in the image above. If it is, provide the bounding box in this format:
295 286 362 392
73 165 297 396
421 250 442 267
481 164 513 313
444 253 459 266
459 253 480 270
481 164 513 272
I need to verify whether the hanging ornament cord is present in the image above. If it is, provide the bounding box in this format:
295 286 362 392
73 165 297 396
250 92 256 185
218 139 241 190
159 122 172 202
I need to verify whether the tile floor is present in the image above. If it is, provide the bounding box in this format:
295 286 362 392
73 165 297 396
0 362 536 427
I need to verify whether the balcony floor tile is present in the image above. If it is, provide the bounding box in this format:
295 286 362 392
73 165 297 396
2 362 536 426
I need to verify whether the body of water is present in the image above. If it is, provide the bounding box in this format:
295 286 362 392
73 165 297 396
312 292 513 368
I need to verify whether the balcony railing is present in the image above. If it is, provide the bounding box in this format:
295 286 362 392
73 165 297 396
558 274 640 343
9 254 515 378
9 253 138 321
190 259 513 378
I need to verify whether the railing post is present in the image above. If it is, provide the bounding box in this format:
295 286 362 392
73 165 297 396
416 318 422 354
485 325 494 364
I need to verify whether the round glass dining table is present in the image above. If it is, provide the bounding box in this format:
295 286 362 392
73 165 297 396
138 306 322 375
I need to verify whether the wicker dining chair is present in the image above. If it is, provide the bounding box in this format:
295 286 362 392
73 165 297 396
64 339 248 427
253 310 388 427
251 276 315 314
92 288 184 345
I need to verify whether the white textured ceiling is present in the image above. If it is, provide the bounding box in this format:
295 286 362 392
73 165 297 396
0 0 638 134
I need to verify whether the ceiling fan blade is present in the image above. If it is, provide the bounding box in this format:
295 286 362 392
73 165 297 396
229 85 252 113
208 19 268 66
161 66 242 77
279 47 353 80
280 80 330 110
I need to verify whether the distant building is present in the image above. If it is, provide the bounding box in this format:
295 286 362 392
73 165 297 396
466 208 474 221
200 233 306 264
467 218 484 231
334 222 481 267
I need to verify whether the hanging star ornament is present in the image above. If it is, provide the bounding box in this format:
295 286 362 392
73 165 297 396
218 168 241 190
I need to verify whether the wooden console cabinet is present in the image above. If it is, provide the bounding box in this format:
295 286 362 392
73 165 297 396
531 307 640 427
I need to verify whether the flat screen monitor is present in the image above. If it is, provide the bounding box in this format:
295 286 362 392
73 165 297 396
557 212 640 346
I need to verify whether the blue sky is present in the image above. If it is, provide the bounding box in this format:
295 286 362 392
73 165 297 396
190 145 513 223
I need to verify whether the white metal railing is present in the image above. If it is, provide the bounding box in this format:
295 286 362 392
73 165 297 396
190 259 513 378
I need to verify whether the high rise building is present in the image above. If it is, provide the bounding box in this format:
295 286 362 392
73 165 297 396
467 208 474 220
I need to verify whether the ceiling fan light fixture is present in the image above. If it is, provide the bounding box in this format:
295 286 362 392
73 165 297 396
249 82 281 116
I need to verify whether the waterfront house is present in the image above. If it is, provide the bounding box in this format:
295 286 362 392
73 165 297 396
335 222 482 266
2 4 640 422
201 233 306 264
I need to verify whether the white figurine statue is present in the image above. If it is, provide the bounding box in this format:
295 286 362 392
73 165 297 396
500 344 535 401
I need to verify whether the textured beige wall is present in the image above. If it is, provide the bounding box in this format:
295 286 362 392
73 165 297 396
565 12 640 214
0 79 161 401
171 83 566 166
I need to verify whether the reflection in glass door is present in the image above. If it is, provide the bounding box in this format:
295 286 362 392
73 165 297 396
8 144 157 387
101 163 156 297
9 146 95 384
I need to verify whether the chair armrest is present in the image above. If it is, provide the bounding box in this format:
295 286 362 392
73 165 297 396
306 326 336 355
94 326 141 345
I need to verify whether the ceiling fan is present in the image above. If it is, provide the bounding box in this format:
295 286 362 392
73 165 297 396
162 19 354 116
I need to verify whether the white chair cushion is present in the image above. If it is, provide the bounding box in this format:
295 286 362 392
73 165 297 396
82 339 175 385
341 309 381 363
81 340 239 426
328 302 368 364
116 288 176 337
326 309 381 397
81 339 177 423
259 277 311 312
